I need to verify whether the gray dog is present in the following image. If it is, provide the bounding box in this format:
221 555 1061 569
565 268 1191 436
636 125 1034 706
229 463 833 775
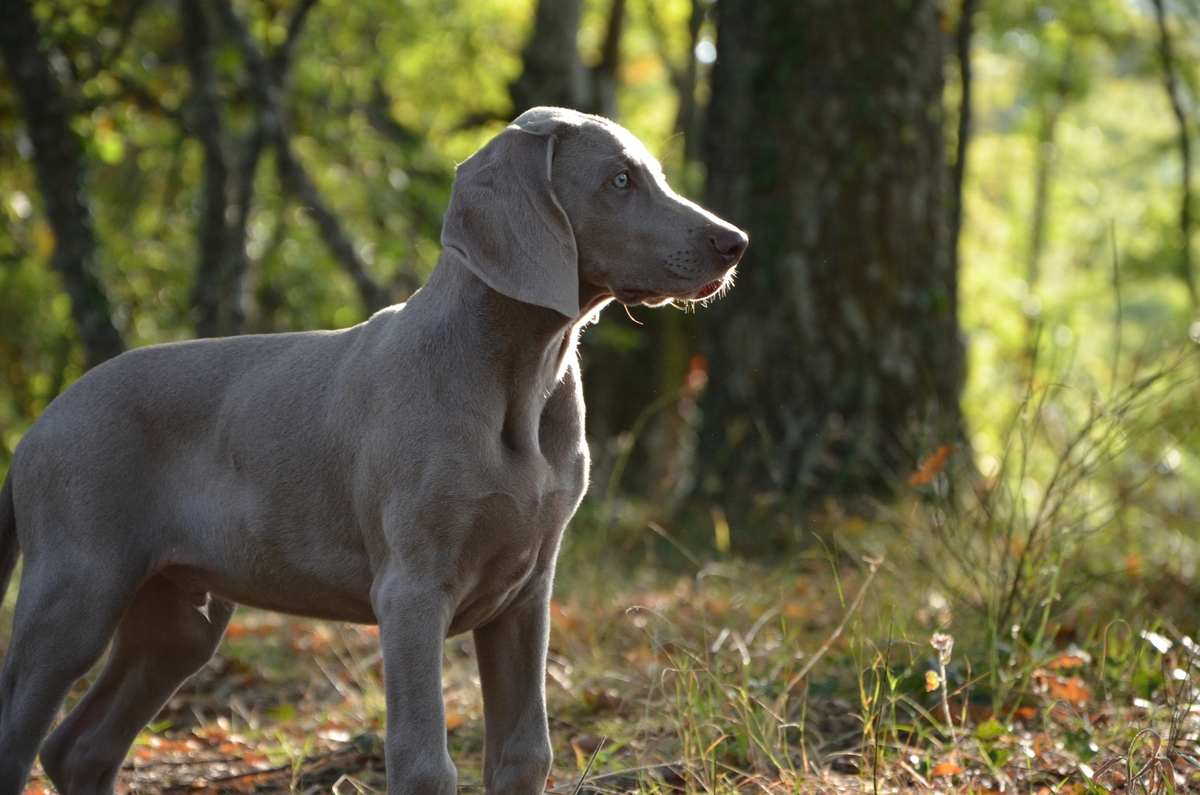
0 106 746 794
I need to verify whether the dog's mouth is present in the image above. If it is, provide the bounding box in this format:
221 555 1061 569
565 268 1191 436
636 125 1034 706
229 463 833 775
611 271 734 307
693 279 725 300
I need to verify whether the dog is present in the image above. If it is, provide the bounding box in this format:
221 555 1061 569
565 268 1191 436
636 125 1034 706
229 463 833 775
0 106 746 794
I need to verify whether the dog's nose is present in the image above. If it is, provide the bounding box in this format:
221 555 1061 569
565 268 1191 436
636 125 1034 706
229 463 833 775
709 228 749 265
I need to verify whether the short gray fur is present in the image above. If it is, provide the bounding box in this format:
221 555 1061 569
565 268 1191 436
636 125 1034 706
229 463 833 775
0 106 747 795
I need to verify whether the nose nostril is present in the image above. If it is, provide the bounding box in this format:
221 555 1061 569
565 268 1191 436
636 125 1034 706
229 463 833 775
709 229 749 262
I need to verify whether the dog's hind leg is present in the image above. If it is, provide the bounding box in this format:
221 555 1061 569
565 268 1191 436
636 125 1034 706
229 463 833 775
0 561 140 795
39 575 233 795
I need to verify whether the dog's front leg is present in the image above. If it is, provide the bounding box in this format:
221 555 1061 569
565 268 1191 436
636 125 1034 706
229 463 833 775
373 574 457 795
473 573 554 795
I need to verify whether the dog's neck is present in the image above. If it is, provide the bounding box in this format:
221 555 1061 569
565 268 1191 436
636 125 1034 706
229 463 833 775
415 252 611 453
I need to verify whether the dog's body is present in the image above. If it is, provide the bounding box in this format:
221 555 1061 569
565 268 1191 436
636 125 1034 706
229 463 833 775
0 107 746 794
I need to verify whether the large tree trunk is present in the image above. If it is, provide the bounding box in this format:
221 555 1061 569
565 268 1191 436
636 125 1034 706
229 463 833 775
0 0 125 369
698 0 962 528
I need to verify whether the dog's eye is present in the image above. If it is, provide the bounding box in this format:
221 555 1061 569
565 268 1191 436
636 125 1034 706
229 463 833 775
611 172 630 189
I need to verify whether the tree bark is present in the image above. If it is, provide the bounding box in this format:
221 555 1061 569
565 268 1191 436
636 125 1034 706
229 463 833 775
510 0 627 119
510 0 589 114
0 0 125 369
699 0 961 526
589 0 626 119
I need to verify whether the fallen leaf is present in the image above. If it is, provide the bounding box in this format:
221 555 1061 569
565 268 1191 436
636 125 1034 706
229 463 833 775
1047 675 1091 704
908 444 956 486
931 762 963 776
783 603 807 618
1033 668 1091 704
1045 648 1092 670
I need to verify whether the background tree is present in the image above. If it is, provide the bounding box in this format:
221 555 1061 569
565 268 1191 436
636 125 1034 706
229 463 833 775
697 0 962 536
509 0 629 119
0 0 124 367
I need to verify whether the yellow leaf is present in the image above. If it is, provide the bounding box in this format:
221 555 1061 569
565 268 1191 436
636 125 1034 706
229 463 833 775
33 221 55 261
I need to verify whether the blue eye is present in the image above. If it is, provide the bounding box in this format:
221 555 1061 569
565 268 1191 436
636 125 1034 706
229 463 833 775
612 172 630 189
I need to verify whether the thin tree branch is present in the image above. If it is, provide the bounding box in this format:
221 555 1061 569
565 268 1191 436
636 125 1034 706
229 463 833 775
209 0 390 315
272 0 319 77
1151 0 1200 308
181 0 240 337
948 0 976 279
275 134 390 313
0 0 125 368
1026 51 1072 288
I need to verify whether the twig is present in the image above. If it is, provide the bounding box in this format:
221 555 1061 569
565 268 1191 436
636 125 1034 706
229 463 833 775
160 746 354 791
778 557 882 703
571 736 606 795
645 521 704 570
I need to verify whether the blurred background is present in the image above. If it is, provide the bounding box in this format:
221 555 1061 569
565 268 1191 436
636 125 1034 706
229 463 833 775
6 0 1200 786
3 0 1200 618
0 0 1195 554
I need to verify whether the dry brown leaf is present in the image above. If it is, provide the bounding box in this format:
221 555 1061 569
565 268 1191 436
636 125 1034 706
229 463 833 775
1045 650 1092 670
1033 668 1091 704
930 762 963 776
783 603 807 619
908 444 956 486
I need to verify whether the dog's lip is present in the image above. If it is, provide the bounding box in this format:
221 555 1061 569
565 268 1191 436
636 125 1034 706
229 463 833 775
612 287 653 305
612 272 732 305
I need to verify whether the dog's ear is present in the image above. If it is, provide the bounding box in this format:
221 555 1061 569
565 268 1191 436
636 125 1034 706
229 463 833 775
441 121 579 319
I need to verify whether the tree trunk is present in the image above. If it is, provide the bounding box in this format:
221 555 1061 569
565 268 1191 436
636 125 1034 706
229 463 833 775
698 0 962 529
181 0 241 338
589 0 626 120
510 0 588 114
0 0 125 369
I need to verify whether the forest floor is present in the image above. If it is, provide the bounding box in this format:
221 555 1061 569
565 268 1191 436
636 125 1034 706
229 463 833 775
13 523 1200 795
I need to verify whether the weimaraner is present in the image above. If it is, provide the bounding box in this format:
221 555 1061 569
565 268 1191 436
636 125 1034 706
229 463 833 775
0 106 746 794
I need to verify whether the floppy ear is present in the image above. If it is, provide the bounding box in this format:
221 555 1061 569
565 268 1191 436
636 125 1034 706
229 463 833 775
441 125 579 318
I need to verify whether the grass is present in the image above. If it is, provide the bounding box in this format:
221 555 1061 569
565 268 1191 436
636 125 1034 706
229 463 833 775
11 525 1200 793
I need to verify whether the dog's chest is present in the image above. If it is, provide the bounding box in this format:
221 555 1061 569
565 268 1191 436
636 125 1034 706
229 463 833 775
449 446 583 630
445 399 588 634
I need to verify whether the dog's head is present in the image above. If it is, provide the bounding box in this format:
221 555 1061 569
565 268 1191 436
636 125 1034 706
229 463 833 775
441 106 747 319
